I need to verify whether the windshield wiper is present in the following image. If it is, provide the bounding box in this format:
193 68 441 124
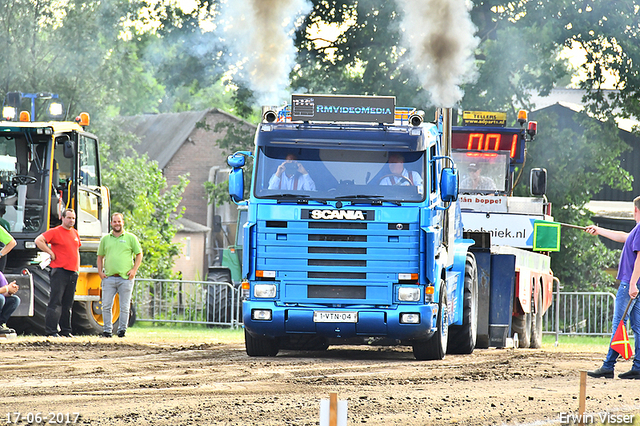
267 193 327 205
335 195 400 206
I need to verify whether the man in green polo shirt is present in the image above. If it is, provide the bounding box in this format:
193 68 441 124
0 223 17 273
97 213 143 338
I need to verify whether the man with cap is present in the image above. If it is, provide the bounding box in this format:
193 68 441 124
461 163 497 191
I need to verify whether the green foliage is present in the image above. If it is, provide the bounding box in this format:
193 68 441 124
102 155 189 279
515 110 631 290
205 120 255 206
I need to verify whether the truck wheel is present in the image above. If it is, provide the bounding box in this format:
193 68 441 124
245 329 279 356
529 287 543 349
206 268 234 326
511 303 532 349
413 289 448 360
447 253 478 354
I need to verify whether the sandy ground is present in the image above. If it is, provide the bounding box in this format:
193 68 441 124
0 336 639 426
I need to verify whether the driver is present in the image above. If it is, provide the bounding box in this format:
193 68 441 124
268 154 316 191
379 153 422 187
460 163 496 191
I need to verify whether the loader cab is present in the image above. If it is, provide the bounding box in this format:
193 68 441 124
0 123 107 253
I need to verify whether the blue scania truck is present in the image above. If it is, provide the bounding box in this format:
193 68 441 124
227 95 478 360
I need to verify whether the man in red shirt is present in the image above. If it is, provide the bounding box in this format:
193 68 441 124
35 209 81 337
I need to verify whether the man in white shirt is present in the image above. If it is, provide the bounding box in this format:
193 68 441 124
379 153 423 187
268 154 316 191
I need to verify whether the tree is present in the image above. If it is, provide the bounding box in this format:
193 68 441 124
102 154 189 280
521 109 631 290
204 120 255 206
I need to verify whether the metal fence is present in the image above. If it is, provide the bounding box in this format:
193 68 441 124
543 290 619 337
132 278 242 328
132 279 627 338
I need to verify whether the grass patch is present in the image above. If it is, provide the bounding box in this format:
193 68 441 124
116 321 244 344
542 334 611 352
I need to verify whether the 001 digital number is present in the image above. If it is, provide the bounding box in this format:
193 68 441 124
5 412 80 424
452 132 519 159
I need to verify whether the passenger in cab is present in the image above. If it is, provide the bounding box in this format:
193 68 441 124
268 154 316 191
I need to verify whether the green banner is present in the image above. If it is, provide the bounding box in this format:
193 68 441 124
533 220 561 252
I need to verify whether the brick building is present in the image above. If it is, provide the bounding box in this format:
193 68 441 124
121 109 255 278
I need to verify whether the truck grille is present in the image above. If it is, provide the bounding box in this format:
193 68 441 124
257 210 419 304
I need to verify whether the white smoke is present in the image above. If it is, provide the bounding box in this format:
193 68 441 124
396 0 479 107
218 0 312 106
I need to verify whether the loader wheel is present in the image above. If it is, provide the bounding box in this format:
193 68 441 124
72 295 123 335
7 266 49 335
413 288 448 360
447 253 478 354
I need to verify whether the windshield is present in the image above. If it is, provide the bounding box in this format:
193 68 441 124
0 133 51 233
453 150 510 194
254 147 425 202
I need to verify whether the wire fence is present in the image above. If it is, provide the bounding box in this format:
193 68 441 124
543 290 623 337
131 278 627 339
132 278 241 328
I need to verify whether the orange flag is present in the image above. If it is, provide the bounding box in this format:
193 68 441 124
611 320 634 360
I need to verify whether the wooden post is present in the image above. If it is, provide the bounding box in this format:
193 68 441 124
329 392 338 426
578 371 587 426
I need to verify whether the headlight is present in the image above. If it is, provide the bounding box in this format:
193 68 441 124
254 284 277 298
398 286 420 302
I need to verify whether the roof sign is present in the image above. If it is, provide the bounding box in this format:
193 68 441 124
291 94 395 124
462 111 507 127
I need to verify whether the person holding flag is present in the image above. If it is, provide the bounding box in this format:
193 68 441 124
584 196 640 380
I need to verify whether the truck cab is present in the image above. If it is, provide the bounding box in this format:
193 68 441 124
228 95 477 360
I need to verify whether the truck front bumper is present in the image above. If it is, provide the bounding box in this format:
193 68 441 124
243 301 439 342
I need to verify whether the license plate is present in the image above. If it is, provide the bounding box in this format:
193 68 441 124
313 311 358 323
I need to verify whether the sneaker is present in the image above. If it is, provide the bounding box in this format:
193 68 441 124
46 333 61 338
618 370 640 380
102 332 112 338
117 330 126 338
587 367 614 379
60 333 74 338
0 324 15 333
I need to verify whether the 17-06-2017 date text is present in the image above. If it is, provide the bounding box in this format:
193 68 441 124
5 412 80 424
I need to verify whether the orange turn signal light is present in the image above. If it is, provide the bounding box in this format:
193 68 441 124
425 286 435 295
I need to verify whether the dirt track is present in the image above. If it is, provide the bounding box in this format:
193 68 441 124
1 337 639 426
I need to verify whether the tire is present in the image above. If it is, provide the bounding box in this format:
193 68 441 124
530 286 543 349
512 305 532 349
206 269 234 326
413 288 448 360
245 328 279 357
128 304 137 327
447 253 478 354
72 296 126 335
7 266 49 335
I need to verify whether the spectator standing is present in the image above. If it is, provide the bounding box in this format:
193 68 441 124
34 208 80 337
584 196 640 380
97 213 143 338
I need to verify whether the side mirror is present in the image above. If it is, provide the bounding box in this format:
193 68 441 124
227 153 246 168
63 140 75 158
229 167 245 203
440 167 458 202
530 168 547 196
